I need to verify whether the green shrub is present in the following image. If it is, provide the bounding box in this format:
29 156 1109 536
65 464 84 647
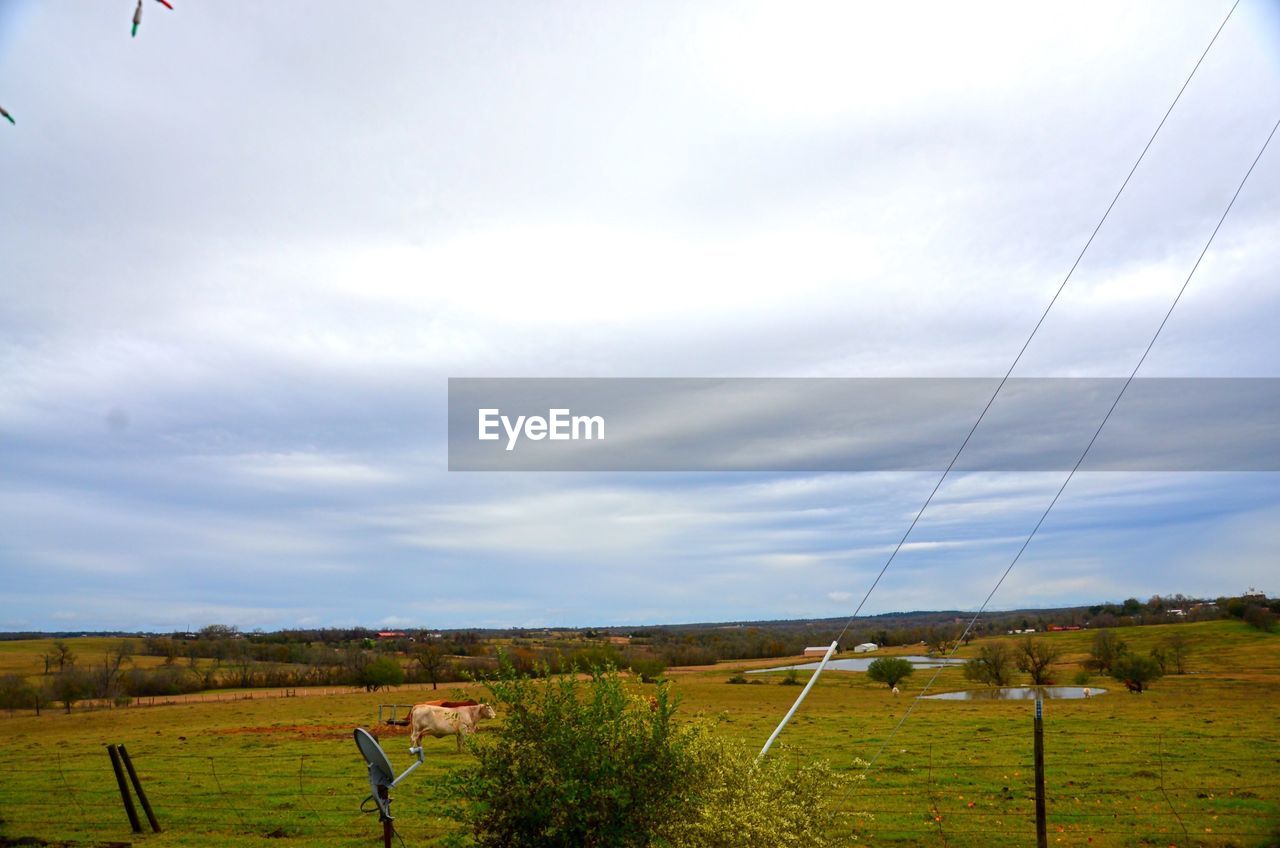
726 674 748 684
663 732 863 848
444 663 690 847
444 661 861 848
1072 669 1091 686
1111 653 1164 693
359 656 404 692
628 657 667 683
867 657 914 688
779 668 802 686
0 674 35 715
1243 605 1275 633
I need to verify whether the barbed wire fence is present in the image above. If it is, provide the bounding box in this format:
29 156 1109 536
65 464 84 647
1 729 1276 845
833 727 1280 846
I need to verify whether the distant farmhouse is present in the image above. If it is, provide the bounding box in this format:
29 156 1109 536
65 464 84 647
853 642 879 653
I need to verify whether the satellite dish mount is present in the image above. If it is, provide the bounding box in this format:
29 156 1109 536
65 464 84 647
354 728 425 846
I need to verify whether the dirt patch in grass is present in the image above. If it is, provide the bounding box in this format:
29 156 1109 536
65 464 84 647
213 723 355 740
212 721 417 740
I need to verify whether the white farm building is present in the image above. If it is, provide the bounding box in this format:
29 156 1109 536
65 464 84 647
853 643 879 653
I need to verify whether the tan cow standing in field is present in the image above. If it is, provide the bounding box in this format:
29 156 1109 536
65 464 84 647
408 702 496 752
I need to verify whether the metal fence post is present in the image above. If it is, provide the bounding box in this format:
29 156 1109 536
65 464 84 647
1034 697 1047 848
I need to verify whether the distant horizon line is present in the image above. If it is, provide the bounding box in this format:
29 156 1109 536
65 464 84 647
1 590 1260 638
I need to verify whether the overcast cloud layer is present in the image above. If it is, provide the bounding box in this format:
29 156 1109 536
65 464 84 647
2 2 1279 631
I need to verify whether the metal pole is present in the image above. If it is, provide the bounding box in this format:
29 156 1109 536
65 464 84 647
118 745 161 832
106 744 143 834
758 640 839 760
1034 698 1047 848
378 784 392 848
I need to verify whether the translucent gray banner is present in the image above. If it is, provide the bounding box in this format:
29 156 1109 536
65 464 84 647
447 378 1280 472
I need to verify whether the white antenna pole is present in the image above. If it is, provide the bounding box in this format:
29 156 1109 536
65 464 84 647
758 640 839 761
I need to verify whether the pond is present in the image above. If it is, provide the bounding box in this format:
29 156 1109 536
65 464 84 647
921 686 1105 701
747 655 965 674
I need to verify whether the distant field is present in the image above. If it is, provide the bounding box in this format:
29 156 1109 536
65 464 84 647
0 620 1276 847
0 637 212 678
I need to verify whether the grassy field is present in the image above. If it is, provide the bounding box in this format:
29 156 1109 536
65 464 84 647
1 620 1276 847
0 638 194 678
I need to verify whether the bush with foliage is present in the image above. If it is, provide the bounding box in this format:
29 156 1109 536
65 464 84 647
444 661 860 848
444 663 692 848
50 668 92 713
628 656 667 684
359 656 405 692
122 666 204 697
924 626 958 656
1111 653 1163 693
867 657 914 689
1243 605 1275 633
0 674 35 715
661 731 861 848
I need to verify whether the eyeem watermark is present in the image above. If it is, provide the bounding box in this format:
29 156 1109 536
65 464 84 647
478 408 606 451
449 377 1280 471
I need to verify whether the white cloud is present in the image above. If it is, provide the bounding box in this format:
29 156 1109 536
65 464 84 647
1 1 1277 629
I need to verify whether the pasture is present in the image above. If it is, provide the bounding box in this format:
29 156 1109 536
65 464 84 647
0 620 1276 847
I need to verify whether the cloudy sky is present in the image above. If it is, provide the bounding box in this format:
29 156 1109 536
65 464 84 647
2 1 1278 631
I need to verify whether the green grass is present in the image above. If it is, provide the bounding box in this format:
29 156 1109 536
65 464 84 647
1 620 1276 847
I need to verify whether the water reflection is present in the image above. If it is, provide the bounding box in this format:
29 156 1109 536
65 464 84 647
921 686 1105 700
747 655 965 674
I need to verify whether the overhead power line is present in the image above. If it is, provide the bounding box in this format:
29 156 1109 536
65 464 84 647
760 1 1246 763
854 111 1280 783
831 0 1243 648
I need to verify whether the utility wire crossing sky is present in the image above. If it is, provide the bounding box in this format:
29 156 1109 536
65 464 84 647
1 2 1278 631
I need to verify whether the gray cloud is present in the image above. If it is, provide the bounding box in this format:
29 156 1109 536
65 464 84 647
1 1 1277 629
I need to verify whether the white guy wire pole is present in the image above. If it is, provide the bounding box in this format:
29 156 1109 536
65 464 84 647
758 640 839 761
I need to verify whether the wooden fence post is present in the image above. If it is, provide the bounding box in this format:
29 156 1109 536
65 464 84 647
118 744 161 833
106 744 143 833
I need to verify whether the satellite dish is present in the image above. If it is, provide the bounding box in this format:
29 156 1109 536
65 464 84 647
353 728 424 824
355 728 395 786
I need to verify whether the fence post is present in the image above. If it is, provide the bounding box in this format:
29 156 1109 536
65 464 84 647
1034 698 1047 848
118 744 161 833
106 744 143 833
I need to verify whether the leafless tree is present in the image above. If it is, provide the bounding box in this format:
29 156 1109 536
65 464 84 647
1016 637 1061 685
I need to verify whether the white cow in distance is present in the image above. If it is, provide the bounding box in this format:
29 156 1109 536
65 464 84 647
409 703 497 752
